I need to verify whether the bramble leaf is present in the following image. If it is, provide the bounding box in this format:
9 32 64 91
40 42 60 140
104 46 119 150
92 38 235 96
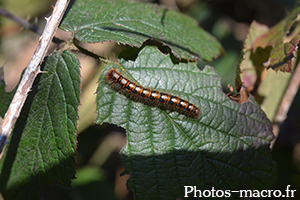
60 0 223 61
0 51 80 200
96 46 276 199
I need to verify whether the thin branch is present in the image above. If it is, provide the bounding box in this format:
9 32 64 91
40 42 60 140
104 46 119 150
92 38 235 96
0 6 108 61
271 61 300 147
0 0 70 155
0 6 42 35
73 41 111 63
0 6 64 45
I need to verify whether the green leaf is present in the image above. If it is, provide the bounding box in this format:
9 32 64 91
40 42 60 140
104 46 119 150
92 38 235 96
96 46 276 199
0 51 80 200
60 0 223 61
0 67 16 118
258 70 291 121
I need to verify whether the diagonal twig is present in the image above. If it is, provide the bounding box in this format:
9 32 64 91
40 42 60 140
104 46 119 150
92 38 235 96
0 6 42 35
271 60 300 148
0 0 70 156
0 6 64 44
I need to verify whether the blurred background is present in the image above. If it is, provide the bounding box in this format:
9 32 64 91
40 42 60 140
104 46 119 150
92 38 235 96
0 0 299 199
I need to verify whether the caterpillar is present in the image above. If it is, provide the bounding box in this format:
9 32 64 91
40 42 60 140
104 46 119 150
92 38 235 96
105 69 200 118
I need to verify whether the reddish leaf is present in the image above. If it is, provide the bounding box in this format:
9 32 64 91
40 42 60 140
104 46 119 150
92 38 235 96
253 2 300 72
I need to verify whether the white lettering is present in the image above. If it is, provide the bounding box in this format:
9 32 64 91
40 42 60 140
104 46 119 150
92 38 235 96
211 187 216 197
291 190 296 197
224 190 231 197
216 190 224 197
194 186 202 197
252 190 260 198
273 190 282 197
261 190 268 197
184 186 194 197
285 185 290 197
202 190 211 197
240 190 252 197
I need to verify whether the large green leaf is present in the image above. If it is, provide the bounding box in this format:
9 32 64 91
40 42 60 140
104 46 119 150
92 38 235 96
60 0 223 61
0 51 80 200
96 46 276 199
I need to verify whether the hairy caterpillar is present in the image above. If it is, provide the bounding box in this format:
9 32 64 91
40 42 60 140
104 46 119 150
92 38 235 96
105 69 200 118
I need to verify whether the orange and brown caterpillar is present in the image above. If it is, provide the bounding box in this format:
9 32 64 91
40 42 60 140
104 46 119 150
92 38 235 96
105 69 200 118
